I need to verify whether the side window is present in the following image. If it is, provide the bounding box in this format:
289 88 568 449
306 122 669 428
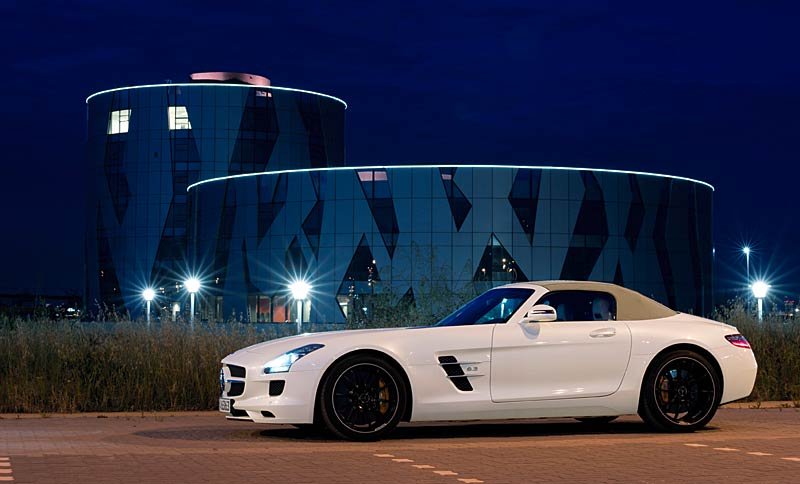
537 291 617 322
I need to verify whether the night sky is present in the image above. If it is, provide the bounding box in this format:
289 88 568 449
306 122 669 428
1 1 798 302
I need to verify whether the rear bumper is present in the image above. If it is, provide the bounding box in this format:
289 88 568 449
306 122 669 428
717 346 758 404
220 368 321 424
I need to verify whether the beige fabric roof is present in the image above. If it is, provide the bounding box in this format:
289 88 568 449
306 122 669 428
536 281 677 321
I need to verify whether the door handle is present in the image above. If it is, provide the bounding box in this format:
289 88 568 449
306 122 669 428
589 328 616 338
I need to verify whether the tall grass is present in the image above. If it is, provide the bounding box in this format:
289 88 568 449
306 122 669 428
0 318 335 413
715 302 800 403
1 302 798 413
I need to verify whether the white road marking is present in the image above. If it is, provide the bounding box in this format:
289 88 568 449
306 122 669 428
412 465 435 469
713 447 739 452
781 457 800 462
0 464 9 468
0 470 10 474
373 454 394 458
0 478 13 482
748 452 773 456
684 444 708 447
458 479 484 483
392 458 414 463
434 470 459 476
0 458 8 461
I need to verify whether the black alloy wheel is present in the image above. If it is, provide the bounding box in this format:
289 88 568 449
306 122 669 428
639 349 721 432
319 354 406 441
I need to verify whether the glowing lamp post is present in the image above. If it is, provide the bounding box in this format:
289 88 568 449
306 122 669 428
289 280 311 334
142 288 156 325
751 280 769 322
185 277 201 324
742 246 751 284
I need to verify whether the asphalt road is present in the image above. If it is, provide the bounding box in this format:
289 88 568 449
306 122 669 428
1 408 799 483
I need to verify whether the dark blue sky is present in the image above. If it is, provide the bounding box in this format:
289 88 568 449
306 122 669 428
1 1 798 300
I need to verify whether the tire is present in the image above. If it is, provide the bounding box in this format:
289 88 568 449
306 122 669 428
639 349 721 432
576 416 618 424
318 354 407 441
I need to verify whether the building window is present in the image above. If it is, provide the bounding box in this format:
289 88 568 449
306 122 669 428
168 106 192 130
107 109 131 134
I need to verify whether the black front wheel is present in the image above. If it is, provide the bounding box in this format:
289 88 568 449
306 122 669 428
639 350 721 432
318 354 407 441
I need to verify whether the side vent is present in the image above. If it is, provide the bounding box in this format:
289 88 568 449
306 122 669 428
438 355 474 392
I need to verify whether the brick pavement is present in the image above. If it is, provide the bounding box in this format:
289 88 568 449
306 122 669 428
1 408 799 483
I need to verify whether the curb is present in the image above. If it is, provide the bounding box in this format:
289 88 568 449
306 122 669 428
2 402 798 419
0 411 220 420
722 401 799 409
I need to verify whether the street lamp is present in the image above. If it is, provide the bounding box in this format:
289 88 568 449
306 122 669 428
742 246 751 284
142 288 155 325
751 280 769 321
289 279 312 334
185 277 201 324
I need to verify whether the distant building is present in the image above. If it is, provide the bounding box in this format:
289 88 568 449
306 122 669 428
85 72 714 322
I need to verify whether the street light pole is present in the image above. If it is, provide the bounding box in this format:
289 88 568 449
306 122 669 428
289 279 312 335
743 246 751 284
752 280 769 322
184 277 201 326
142 288 155 326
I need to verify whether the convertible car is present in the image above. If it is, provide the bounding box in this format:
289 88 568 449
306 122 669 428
219 281 757 440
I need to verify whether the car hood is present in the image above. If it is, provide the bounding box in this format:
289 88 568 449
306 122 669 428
226 326 417 360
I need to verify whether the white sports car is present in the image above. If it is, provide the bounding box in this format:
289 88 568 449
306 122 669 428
219 281 757 440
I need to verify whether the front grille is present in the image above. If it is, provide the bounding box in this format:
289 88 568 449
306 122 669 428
227 381 245 397
227 364 246 378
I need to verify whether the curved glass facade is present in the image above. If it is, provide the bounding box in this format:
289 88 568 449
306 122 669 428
189 166 713 322
85 82 345 314
85 77 712 321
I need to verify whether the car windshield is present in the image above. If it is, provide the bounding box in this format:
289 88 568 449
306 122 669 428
434 288 534 327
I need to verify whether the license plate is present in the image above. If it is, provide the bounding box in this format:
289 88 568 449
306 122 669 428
219 398 231 413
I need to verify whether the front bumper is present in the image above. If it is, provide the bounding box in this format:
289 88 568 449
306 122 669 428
220 364 322 424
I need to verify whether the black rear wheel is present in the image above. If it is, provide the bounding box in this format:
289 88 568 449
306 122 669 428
639 349 721 432
318 354 406 441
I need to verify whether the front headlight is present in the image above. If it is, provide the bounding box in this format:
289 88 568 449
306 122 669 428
263 344 324 374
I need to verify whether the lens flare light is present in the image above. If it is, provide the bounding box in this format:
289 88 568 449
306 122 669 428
184 277 201 294
751 280 769 299
289 279 312 300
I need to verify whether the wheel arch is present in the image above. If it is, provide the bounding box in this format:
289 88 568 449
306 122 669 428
314 349 414 423
639 343 724 407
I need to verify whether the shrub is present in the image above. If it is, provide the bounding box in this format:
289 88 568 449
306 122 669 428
1 300 797 413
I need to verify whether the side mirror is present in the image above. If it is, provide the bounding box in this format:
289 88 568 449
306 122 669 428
522 304 557 323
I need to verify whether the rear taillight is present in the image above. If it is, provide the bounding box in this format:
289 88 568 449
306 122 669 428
725 334 751 349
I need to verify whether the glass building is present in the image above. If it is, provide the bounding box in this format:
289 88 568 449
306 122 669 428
86 73 713 322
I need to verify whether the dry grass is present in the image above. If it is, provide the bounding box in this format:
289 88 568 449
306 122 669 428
715 302 800 404
0 318 336 413
1 301 798 413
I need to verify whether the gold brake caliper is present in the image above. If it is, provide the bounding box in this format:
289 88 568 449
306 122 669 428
378 378 390 414
658 376 670 404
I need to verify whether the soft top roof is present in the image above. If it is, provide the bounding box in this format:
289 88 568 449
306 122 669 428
533 281 678 321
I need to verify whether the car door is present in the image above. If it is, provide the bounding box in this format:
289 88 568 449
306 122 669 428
490 290 632 402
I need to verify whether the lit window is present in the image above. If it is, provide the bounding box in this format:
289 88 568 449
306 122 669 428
107 109 131 134
357 170 388 182
168 106 192 130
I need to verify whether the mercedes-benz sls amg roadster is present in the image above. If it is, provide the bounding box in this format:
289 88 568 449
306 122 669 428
219 281 757 440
